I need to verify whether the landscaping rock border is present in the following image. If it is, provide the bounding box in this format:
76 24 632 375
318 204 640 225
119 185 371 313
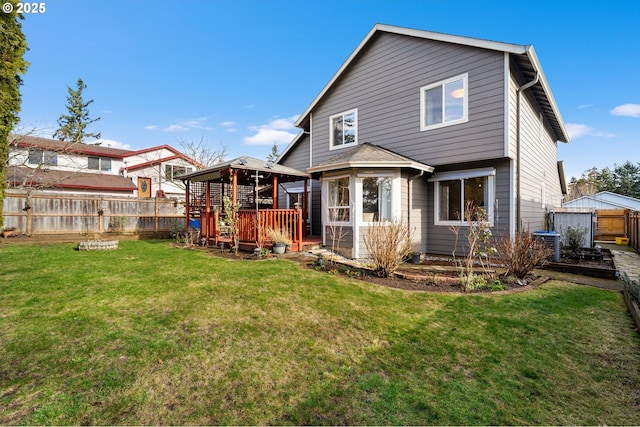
77 240 119 251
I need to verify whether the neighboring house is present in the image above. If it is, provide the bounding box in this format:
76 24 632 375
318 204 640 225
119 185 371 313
562 191 640 211
7 135 202 198
278 24 569 258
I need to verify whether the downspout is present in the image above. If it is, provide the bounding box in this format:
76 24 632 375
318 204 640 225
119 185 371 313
516 70 539 233
407 170 424 235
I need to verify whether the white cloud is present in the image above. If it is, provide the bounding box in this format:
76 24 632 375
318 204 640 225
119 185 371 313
565 123 616 139
163 124 189 132
95 139 131 150
162 117 214 133
565 123 593 139
144 125 158 130
611 103 640 118
220 121 237 132
243 115 299 146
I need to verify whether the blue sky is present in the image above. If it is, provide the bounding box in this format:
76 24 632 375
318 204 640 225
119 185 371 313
16 0 640 179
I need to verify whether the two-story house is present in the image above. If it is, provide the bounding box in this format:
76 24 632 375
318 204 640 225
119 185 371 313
278 24 569 258
7 135 202 199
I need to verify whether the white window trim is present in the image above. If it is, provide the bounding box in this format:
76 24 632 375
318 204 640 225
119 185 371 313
329 108 358 151
323 174 352 226
431 167 495 227
420 73 469 131
355 170 401 225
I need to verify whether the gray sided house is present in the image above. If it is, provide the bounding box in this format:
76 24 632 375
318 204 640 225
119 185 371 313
278 24 569 258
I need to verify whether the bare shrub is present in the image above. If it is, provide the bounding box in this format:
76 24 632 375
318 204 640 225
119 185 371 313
222 196 241 255
449 202 496 291
363 220 414 278
494 230 553 279
560 225 588 259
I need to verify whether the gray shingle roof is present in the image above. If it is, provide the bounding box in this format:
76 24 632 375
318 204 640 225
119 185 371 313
308 143 434 174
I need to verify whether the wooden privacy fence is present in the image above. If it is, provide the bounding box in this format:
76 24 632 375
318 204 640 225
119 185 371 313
629 210 640 251
3 191 185 236
595 209 628 241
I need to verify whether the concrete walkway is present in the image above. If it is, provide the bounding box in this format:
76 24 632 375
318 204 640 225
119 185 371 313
611 249 640 281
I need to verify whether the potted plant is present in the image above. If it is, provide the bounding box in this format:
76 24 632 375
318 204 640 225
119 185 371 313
267 228 291 255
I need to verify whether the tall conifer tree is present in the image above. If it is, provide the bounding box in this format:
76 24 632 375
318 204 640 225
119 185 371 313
53 78 101 143
0 1 29 228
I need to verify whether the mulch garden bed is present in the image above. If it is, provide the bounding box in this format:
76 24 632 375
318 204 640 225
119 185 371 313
195 245 548 294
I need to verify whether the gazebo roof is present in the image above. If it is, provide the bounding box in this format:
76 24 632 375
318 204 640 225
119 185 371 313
180 156 308 185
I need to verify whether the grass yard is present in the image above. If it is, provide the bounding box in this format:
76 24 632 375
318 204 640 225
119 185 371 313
1 240 639 425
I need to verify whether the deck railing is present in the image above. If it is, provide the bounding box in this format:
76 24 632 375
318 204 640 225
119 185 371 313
199 208 304 249
237 209 303 247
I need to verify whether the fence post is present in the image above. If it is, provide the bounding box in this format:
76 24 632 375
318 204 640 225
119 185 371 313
155 197 159 233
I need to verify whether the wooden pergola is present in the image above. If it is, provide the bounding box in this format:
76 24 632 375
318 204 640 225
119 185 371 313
180 156 309 251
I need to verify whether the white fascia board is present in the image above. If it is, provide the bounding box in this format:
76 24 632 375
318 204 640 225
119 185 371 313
376 24 528 55
308 161 434 175
525 46 570 143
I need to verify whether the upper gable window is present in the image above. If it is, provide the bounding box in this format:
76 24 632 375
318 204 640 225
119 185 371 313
28 149 57 166
165 164 193 181
330 109 357 150
420 73 468 131
88 156 112 172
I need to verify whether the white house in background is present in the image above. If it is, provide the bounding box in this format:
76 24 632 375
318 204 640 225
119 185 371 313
562 191 640 211
7 135 203 198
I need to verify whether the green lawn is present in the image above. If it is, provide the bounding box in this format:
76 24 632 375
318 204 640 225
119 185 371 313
1 240 639 425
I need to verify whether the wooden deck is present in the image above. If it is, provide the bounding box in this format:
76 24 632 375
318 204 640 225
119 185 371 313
213 234 322 253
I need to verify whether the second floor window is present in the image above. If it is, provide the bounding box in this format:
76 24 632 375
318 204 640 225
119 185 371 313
330 109 357 150
420 73 468 131
28 149 57 166
165 165 193 181
88 156 112 171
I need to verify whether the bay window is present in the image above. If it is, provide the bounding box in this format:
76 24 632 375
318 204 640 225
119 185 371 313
327 176 350 222
362 176 392 222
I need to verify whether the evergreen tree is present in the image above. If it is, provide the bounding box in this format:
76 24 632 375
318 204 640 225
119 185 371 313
53 78 101 143
0 2 29 228
612 161 640 198
266 143 280 163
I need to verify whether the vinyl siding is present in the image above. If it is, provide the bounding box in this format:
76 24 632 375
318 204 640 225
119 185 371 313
309 32 507 168
277 134 322 235
517 84 564 231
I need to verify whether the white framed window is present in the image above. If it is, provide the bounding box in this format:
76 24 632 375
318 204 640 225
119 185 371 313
431 168 495 226
88 156 112 171
327 176 350 223
329 109 357 150
165 164 193 181
28 149 57 166
420 73 468 131
361 176 392 222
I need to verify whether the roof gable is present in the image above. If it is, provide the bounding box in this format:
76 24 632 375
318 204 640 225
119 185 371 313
295 23 568 143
